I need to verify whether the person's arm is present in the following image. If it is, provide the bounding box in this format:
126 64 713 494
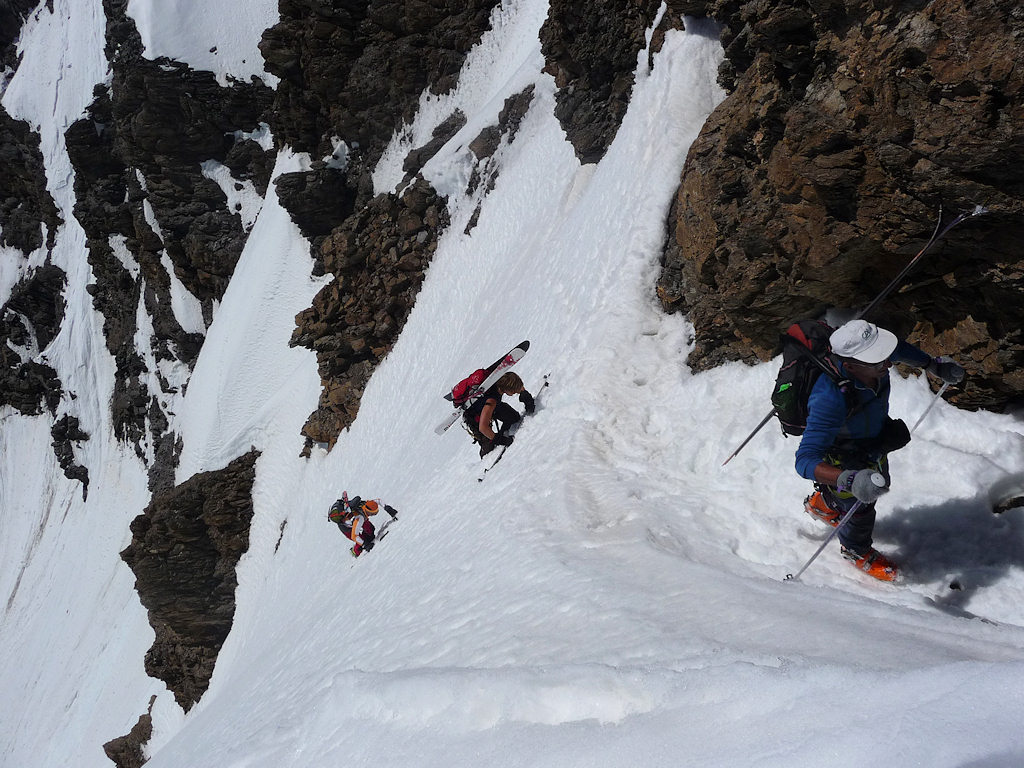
794 379 847 481
891 339 931 369
813 463 843 486
894 340 964 383
519 390 535 414
477 397 498 439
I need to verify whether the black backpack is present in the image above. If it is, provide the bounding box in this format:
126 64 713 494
771 319 856 436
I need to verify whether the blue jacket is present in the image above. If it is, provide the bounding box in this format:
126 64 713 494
795 340 931 479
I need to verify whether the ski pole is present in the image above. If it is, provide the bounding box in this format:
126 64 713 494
722 408 777 466
855 204 987 321
722 205 986 467
784 472 885 581
909 381 949 435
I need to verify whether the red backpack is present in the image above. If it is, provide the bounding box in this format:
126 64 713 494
450 369 488 407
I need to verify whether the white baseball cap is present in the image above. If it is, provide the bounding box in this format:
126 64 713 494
829 320 898 364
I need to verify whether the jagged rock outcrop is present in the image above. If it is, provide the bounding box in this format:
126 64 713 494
274 164 358 240
102 696 155 768
0 109 61 253
539 0 687 163
291 178 448 447
261 0 500 242
260 1 503 448
50 414 90 497
0 104 73 481
0 106 86 493
463 86 535 233
0 263 86 496
121 450 259 711
0 264 64 414
658 0 1024 409
65 0 274 483
0 0 39 74
260 0 500 168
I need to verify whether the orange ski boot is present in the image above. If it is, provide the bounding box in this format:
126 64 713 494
804 491 842 527
841 546 899 582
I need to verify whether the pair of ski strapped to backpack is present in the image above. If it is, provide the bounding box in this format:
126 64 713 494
434 340 529 435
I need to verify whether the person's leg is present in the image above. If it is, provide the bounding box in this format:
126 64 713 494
492 401 521 435
821 486 876 554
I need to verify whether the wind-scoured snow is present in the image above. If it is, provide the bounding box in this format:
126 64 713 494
2 1 1023 767
126 0 279 87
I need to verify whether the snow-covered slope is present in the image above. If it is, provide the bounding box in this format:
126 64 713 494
2 1 1023 767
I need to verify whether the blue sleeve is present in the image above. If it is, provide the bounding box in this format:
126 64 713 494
892 339 931 369
795 376 847 479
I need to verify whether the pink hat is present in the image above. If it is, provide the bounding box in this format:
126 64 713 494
829 320 898 364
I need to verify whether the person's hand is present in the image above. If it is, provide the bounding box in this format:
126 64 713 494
836 470 888 503
520 391 535 415
493 433 514 447
927 356 965 384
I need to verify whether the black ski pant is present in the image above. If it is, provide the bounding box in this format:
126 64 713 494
817 486 877 555
815 453 890 555
465 401 521 452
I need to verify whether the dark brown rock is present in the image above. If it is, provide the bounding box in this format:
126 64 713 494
102 696 155 768
51 414 90 498
0 107 61 253
0 0 38 73
540 0 682 163
0 265 66 426
260 0 500 168
274 164 358 240
121 450 260 711
63 0 273 483
659 0 1024 409
291 178 449 447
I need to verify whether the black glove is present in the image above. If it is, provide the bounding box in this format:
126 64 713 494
493 433 514 447
876 417 911 454
519 391 535 415
927 356 965 384
384 504 398 519
837 470 889 503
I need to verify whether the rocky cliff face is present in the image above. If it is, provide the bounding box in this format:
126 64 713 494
259 0 500 448
121 450 259 712
658 0 1024 409
540 0 679 163
65 0 274 490
1 5 79 491
102 696 155 768
9 0 1024 756
290 178 449 446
